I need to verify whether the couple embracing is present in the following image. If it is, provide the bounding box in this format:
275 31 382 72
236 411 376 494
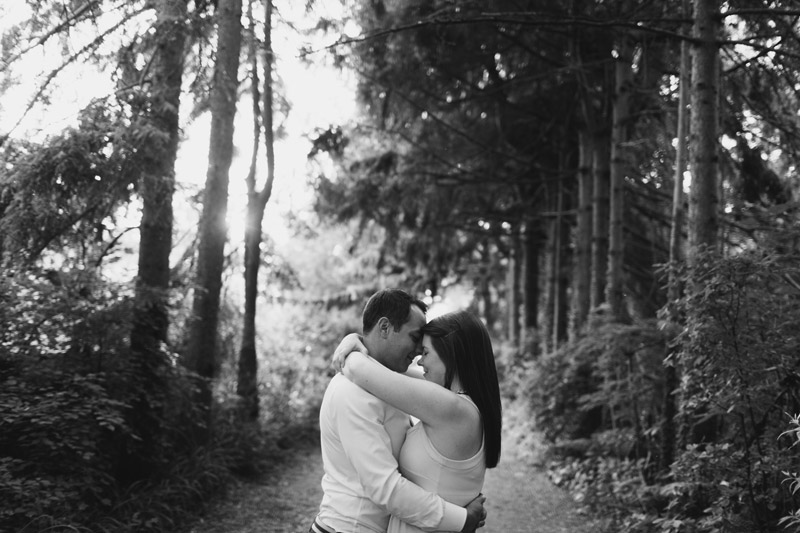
309 288 502 533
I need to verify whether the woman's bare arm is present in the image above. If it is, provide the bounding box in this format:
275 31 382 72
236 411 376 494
342 352 474 427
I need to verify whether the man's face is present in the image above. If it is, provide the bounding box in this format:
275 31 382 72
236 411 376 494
382 305 426 373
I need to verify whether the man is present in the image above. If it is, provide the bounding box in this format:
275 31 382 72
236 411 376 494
310 289 486 533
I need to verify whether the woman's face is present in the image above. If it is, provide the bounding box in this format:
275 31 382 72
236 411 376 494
418 335 446 387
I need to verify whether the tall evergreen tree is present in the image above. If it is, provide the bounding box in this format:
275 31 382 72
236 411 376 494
124 0 188 477
130 0 187 371
687 0 720 258
183 0 243 433
661 0 692 471
607 35 633 323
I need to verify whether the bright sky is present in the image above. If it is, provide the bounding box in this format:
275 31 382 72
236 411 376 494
0 1 359 279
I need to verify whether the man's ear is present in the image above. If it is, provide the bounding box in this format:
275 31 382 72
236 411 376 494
377 317 391 338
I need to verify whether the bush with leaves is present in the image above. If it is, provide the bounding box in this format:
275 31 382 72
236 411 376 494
526 318 669 531
528 247 800 532
0 269 133 530
661 250 800 532
0 268 248 532
780 414 800 531
529 316 668 455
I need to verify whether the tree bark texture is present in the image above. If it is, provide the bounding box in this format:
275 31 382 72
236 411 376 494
662 4 692 471
571 130 593 337
606 36 633 323
238 196 266 421
541 200 557 354
552 174 571 349
507 229 522 347
183 0 243 426
478 240 495 332
523 220 542 335
591 131 610 310
688 0 720 260
130 0 186 361
125 0 186 479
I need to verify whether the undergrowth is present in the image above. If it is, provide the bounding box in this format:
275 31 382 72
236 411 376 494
526 250 800 532
0 269 328 533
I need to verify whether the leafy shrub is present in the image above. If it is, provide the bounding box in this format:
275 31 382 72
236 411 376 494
529 249 800 532
0 374 128 528
529 318 668 457
0 270 136 531
0 269 242 532
0 258 352 531
669 250 800 531
780 414 800 532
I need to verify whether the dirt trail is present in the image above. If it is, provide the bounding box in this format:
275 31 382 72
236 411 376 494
184 444 323 533
481 452 598 532
183 433 599 533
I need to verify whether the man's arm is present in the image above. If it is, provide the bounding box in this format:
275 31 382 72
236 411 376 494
336 385 470 531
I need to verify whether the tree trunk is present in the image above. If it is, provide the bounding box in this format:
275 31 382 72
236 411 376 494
507 228 522 347
551 189 562 351
541 189 560 354
662 1 692 472
571 129 593 337
523 219 542 335
130 0 186 361
688 0 720 259
552 173 571 349
237 0 276 421
183 0 243 433
676 0 720 459
591 130 610 310
238 198 266 421
478 239 495 331
606 36 633 323
126 0 186 478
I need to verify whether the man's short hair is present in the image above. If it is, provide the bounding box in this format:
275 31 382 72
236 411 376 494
362 289 427 334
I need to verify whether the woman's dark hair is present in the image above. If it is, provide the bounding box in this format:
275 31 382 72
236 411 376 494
362 288 427 333
423 310 502 468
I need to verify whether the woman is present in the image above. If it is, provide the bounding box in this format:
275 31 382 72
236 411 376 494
333 310 502 533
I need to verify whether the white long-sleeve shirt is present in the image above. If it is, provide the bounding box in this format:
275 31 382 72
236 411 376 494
315 373 467 533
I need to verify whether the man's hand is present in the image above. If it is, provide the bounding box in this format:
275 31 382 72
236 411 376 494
461 493 487 532
332 333 368 372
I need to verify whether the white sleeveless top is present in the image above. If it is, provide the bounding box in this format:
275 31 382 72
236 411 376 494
387 396 485 533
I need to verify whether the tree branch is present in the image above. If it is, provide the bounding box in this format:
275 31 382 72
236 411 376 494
721 8 800 18
1 6 148 145
245 0 261 198
94 225 138 268
1 0 100 72
305 12 695 58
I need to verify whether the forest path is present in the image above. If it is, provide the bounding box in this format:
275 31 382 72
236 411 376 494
184 409 600 533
